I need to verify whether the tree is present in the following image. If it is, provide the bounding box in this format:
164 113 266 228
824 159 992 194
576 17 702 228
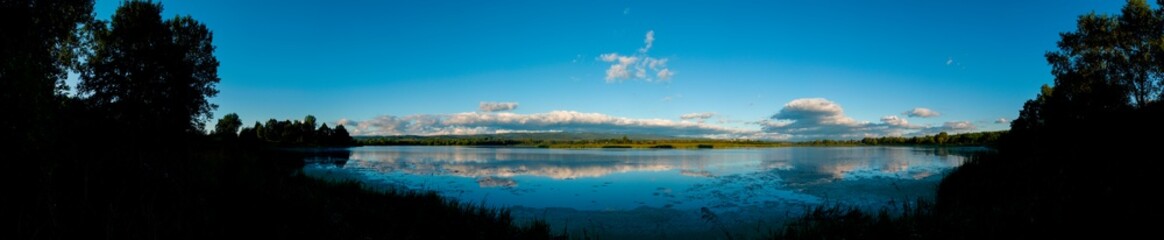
301 115 317 144
1011 85 1053 133
935 132 949 145
1044 0 1162 112
213 113 242 138
79 0 219 135
1012 0 1164 140
317 123 334 141
332 124 352 146
303 115 317 130
1 0 94 145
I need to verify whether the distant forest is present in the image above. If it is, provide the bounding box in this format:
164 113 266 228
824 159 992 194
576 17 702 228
216 114 355 147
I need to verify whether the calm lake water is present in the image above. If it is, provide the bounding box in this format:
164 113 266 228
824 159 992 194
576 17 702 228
304 146 980 239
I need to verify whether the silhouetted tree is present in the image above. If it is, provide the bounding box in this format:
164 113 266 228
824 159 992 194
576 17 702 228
1 0 94 146
332 124 352 146
78 0 219 136
317 123 334 142
301 115 317 144
213 113 242 138
1038 0 1162 122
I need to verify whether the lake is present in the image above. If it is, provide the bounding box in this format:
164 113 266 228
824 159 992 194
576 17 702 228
304 146 979 239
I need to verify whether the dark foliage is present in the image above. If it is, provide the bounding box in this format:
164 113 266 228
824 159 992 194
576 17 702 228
855 131 1005 146
78 0 219 136
4 1 550 239
1 0 93 150
773 1 1164 239
237 115 355 147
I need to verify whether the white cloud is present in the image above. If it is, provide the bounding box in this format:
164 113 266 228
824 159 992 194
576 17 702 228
646 57 667 69
600 53 620 62
656 69 674 80
880 115 910 127
761 98 974 140
345 99 979 141
680 112 716 122
946 57 954 66
639 30 655 53
943 121 975 130
479 102 518 112
773 98 860 126
917 121 977 135
336 118 358 127
994 118 1009 124
600 30 673 82
347 111 745 137
905 107 941 118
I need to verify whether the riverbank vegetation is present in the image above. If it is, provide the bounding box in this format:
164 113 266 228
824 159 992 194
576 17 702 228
2 1 551 239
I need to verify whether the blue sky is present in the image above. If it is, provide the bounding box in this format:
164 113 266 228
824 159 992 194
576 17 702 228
91 0 1127 140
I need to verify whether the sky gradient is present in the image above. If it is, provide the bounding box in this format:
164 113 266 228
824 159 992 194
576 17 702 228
89 0 1128 140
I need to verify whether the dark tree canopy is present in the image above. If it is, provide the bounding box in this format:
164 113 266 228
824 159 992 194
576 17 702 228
213 112 242 138
79 0 219 135
1 0 94 144
1041 0 1163 115
1013 0 1164 138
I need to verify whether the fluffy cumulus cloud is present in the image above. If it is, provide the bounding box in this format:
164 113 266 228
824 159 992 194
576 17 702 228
994 118 1009 124
880 115 910 127
600 30 673 82
905 107 941 118
346 111 744 137
760 98 975 140
478 102 518 112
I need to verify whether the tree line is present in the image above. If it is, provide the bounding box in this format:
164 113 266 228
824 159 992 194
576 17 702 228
213 113 354 147
856 131 1004 146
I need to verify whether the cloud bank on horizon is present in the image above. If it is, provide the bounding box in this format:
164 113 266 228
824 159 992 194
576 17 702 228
757 98 973 140
339 98 983 141
340 111 741 137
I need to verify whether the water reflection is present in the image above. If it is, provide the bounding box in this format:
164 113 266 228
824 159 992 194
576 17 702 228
307 146 979 239
345 147 715 180
342 146 974 186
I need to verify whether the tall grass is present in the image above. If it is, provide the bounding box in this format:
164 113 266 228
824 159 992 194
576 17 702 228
772 200 936 240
